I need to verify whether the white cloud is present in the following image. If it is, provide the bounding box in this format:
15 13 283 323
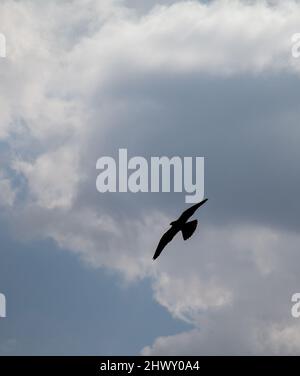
153 273 233 322
1 0 300 208
142 320 300 355
262 322 300 355
13 146 80 209
141 223 300 354
0 174 16 207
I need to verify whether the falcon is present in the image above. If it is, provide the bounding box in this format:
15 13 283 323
153 198 208 260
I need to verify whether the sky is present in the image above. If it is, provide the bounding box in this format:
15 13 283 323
1 0 300 355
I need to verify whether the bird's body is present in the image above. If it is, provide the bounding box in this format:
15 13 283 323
153 198 208 260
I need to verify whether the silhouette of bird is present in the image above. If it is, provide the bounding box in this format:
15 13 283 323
153 198 208 260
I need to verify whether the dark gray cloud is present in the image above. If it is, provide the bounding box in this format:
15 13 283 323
77 71 300 231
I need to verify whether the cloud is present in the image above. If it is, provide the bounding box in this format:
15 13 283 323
13 146 80 209
0 173 16 207
1 0 300 354
142 320 300 355
142 223 300 354
262 323 300 355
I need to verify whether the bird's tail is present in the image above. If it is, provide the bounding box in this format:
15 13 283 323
181 220 198 240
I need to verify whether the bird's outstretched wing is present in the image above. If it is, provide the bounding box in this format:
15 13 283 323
153 226 179 260
178 198 208 223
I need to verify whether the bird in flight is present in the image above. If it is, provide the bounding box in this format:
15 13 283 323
153 198 208 260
